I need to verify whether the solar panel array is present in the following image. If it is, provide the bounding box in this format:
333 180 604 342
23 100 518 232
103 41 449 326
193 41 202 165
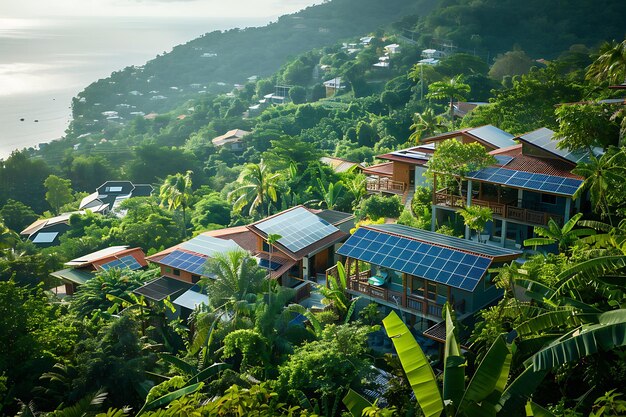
100 255 142 271
134 277 191 302
519 128 589 164
468 125 516 149
258 258 282 271
494 155 513 166
255 207 339 253
159 250 209 275
337 227 492 291
390 150 431 161
467 167 582 196
180 235 241 257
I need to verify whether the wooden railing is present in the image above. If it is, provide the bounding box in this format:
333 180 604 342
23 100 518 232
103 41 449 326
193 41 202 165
366 177 405 194
434 191 563 226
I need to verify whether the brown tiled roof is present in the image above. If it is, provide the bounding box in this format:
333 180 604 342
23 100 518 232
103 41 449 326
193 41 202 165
362 162 395 176
489 145 582 179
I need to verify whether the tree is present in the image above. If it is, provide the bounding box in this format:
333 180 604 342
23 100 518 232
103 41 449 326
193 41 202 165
427 139 496 196
426 75 471 126
554 103 620 151
523 213 596 252
0 199 37 233
586 38 626 85
572 148 626 225
458 205 493 241
190 192 231 230
409 108 444 144
356 121 378 147
316 178 344 210
488 50 534 81
289 86 307 104
44 175 73 215
229 160 280 217
159 170 193 238
358 195 402 220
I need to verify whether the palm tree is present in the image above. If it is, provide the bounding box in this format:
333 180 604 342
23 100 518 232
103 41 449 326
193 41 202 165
572 148 626 225
159 170 193 238
523 213 596 252
316 178 344 210
408 108 444 144
586 39 626 85
458 205 492 242
425 75 471 127
229 160 280 217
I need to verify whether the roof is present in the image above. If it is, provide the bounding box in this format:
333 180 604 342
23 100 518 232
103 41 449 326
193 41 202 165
65 246 130 267
466 166 582 197
134 276 192 302
323 77 344 88
377 143 435 166
211 129 250 147
320 156 364 173
80 181 153 212
21 212 80 236
172 285 209 310
248 206 347 261
517 127 593 165
489 144 582 179
362 162 395 177
421 125 516 150
50 268 94 285
337 224 521 292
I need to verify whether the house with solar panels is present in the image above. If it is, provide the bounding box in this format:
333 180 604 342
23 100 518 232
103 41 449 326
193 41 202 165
50 246 147 295
363 125 517 204
79 181 154 215
331 224 522 326
20 212 84 247
432 127 593 247
138 234 245 316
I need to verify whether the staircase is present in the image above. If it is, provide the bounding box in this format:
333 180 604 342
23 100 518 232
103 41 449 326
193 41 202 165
403 185 416 210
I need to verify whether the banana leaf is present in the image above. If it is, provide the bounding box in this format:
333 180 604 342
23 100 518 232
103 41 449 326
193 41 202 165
158 353 196 376
186 362 230 385
525 400 556 417
443 306 464 409
382 311 443 417
497 366 549 415
343 389 372 417
458 335 511 416
137 382 203 415
515 310 581 336
529 309 626 371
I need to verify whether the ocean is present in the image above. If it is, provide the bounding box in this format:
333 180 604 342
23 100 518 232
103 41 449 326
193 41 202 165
0 16 267 159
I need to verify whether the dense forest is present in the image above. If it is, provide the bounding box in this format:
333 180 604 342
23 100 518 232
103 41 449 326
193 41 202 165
2 0 626 415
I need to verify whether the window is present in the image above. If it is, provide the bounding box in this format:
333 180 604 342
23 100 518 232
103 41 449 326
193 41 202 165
191 274 200 283
173 269 181 276
105 186 123 193
165 267 172 273
262 241 270 252
411 277 424 297
541 194 557 205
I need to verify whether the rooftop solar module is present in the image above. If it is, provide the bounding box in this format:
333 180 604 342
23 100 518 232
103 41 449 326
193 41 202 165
519 128 590 164
467 167 582 196
180 235 242 257
255 207 339 254
159 250 210 276
258 258 283 271
390 150 431 161
134 276 192 302
100 255 143 271
494 155 514 166
337 227 494 291
370 224 521 258
468 125 516 149
32 232 59 243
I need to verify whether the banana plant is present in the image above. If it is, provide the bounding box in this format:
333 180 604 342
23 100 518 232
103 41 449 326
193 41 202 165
374 309 546 417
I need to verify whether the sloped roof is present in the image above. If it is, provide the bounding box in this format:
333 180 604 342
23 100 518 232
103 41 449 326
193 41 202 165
65 246 130 267
421 125 516 150
517 127 595 165
211 129 250 146
50 268 94 285
320 156 364 173
21 212 80 236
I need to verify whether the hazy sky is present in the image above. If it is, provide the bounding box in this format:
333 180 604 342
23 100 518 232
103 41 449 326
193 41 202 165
1 0 323 18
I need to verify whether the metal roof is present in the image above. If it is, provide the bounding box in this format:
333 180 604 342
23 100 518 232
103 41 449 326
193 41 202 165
467 125 517 149
172 285 209 310
66 246 130 266
50 268 94 285
518 128 591 164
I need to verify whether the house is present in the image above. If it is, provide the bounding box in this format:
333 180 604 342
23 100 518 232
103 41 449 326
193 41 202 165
139 234 246 316
453 101 488 118
420 124 517 151
372 56 390 69
79 181 154 215
331 223 522 328
323 77 345 97
51 246 147 295
360 36 374 46
384 43 401 55
21 212 83 247
431 127 593 247
421 49 447 59
211 129 250 151
141 206 355 313
320 156 364 173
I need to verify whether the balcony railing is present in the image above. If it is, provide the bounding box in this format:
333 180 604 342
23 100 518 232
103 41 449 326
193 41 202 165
434 191 563 226
366 177 405 194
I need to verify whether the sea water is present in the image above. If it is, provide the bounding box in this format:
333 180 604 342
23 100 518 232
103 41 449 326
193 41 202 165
0 16 266 159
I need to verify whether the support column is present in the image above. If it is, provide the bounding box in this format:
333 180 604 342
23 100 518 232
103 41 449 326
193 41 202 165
575 196 581 212
466 180 473 206
564 197 571 223
501 220 507 247
431 205 437 231
517 189 523 208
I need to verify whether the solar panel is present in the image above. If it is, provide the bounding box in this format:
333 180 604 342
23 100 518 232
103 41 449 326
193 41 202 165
337 227 495 291
467 167 583 196
390 150 431 161
519 128 590 164
180 235 242 257
32 232 59 243
101 255 143 271
255 207 339 253
134 277 192 302
258 258 282 271
494 155 513 166
159 250 210 276
468 125 516 149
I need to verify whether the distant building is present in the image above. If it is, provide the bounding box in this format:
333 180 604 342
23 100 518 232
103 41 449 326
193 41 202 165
51 246 147 295
323 77 345 97
211 129 250 151
79 181 154 215
384 43 401 54
21 212 82 247
320 156 364 173
421 49 447 59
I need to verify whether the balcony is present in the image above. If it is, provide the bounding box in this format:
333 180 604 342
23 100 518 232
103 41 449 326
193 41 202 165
366 177 405 195
434 191 563 226
327 265 461 320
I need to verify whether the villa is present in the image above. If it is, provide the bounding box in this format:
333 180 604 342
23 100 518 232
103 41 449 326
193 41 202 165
211 129 250 151
79 180 154 214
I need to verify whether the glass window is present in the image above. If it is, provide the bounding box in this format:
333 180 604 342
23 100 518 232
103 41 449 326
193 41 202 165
191 274 200 283
411 277 424 297
541 194 557 205
173 269 181 276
